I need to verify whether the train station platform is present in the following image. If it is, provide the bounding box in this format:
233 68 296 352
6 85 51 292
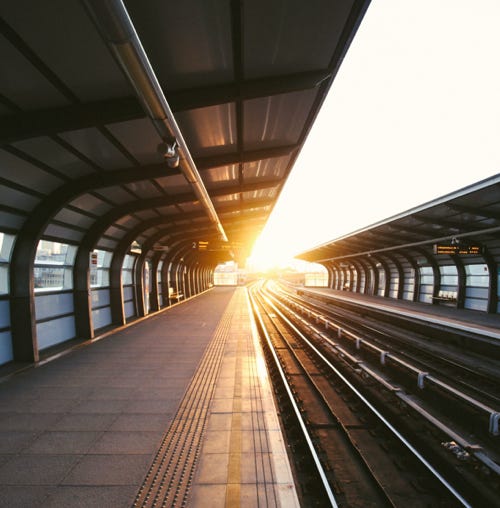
298 286 500 341
0 287 299 508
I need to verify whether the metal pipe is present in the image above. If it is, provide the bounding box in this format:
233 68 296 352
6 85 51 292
82 0 228 242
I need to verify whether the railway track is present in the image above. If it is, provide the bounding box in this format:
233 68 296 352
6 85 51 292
271 283 500 444
249 283 479 507
290 286 500 405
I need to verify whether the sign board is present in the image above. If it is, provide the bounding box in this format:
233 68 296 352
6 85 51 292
193 241 209 251
433 244 483 255
90 252 98 266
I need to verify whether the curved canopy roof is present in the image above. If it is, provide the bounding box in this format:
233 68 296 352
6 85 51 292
297 174 500 264
0 0 370 265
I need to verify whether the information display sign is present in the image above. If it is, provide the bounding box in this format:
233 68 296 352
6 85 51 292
433 244 482 255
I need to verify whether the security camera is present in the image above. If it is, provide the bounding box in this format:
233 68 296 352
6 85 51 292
157 140 179 168
166 153 179 168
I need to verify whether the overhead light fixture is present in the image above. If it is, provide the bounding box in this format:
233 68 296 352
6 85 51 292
158 140 179 168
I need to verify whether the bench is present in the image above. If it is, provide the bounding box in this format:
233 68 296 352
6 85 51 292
169 289 184 302
432 290 457 304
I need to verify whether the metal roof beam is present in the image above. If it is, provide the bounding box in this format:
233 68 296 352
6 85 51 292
0 97 143 145
196 144 298 170
0 70 328 144
168 70 330 112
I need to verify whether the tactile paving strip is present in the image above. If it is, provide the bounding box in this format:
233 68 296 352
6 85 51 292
132 304 233 508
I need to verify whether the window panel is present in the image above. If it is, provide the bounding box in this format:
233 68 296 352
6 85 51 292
34 240 76 291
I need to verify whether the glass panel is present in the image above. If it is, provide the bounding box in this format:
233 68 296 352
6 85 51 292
0 233 15 262
420 275 433 284
122 254 136 285
465 264 489 287
157 260 163 282
440 265 457 275
419 266 433 285
35 240 76 265
122 254 136 270
0 233 15 294
466 274 489 287
34 240 76 291
465 264 488 275
441 275 458 285
90 250 112 287
0 264 8 295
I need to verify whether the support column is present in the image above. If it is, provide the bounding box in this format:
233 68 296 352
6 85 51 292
9 235 38 362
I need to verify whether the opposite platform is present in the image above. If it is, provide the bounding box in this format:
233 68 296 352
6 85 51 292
0 287 298 507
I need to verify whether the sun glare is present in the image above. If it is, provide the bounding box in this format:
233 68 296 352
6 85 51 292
246 1 500 276
246 225 317 274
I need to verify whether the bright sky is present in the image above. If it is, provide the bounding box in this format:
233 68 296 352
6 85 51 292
247 0 500 272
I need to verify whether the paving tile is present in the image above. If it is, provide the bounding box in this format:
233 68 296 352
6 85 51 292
241 429 271 454
23 431 102 454
0 486 53 508
206 412 233 432
43 485 138 508
33 386 95 400
201 430 231 454
88 431 162 454
0 413 62 431
108 413 170 432
51 413 118 431
122 399 178 414
0 431 37 453
86 387 138 400
9 398 78 414
195 452 229 484
0 454 82 485
71 399 128 414
187 483 227 508
61 454 152 485
210 397 234 413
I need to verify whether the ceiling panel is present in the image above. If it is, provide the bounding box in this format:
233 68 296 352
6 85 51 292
125 0 234 90
11 137 96 178
243 156 291 181
52 208 95 229
58 128 133 170
243 89 319 150
114 215 141 229
0 0 131 101
241 188 278 201
44 223 84 243
175 103 237 158
243 0 354 78
69 194 112 216
93 187 135 206
203 164 239 185
0 185 40 211
0 33 69 110
154 174 192 195
124 181 163 200
107 119 163 166
0 148 63 193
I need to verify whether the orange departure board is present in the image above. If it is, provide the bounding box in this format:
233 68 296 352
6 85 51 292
433 244 482 255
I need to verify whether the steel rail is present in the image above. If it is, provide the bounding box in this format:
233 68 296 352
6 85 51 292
270 284 500 475
248 288 339 508
272 283 500 436
261 285 472 507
